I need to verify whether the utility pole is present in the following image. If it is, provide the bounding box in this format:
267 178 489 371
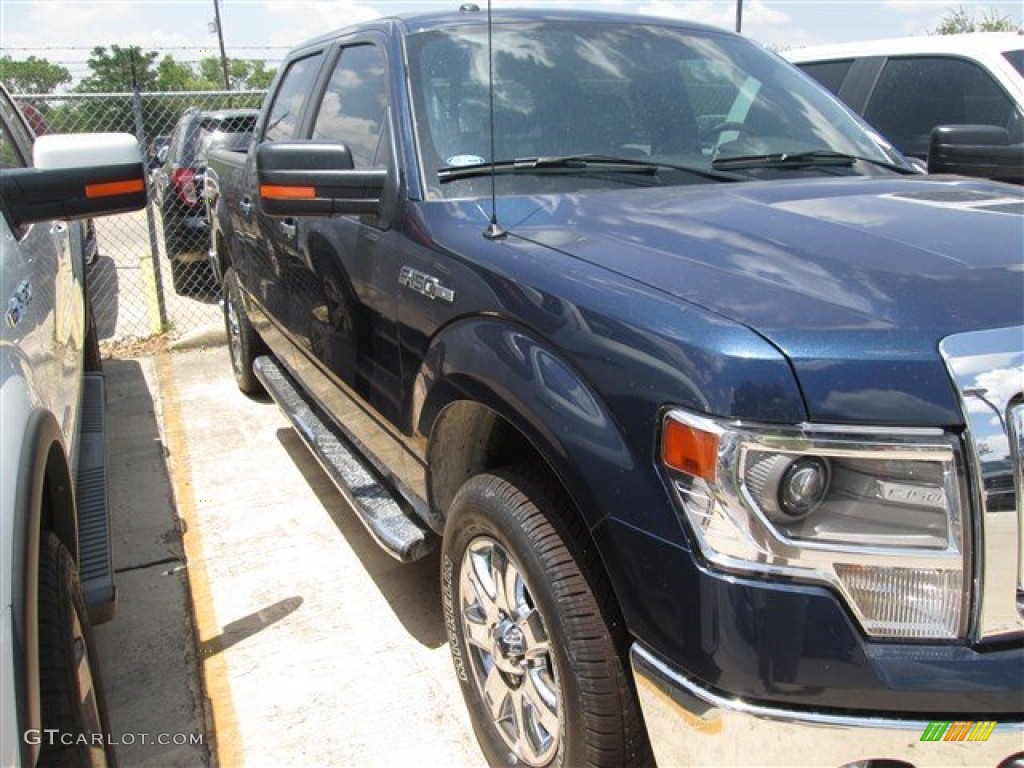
735 0 744 33
213 0 231 91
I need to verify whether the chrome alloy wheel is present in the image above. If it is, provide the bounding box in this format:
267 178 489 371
460 536 561 766
225 290 243 377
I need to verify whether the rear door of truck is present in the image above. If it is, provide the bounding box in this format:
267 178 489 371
279 35 406 427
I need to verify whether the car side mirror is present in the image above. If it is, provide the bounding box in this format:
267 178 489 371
1 132 146 228
927 125 1024 184
256 141 387 217
157 145 169 165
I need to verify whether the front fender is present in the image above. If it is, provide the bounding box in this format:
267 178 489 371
414 317 678 541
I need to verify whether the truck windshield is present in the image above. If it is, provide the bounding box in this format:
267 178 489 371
406 20 906 199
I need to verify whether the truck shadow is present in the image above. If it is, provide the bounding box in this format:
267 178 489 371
93 357 209 766
275 427 447 649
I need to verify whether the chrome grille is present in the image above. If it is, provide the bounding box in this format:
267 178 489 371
940 326 1024 642
1010 402 1024 615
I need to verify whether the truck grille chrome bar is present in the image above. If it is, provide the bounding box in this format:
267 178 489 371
940 326 1024 642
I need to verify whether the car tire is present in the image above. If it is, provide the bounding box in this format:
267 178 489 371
37 532 113 768
223 267 266 395
84 306 102 373
442 464 652 768
169 259 191 295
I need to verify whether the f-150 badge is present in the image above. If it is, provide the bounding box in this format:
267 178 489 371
399 267 455 303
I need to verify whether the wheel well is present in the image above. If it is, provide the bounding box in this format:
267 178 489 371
40 442 78 562
11 418 78 763
216 231 230 275
427 400 624 610
427 401 535 519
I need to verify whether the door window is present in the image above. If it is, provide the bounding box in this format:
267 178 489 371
264 52 324 142
312 45 389 168
864 56 1021 157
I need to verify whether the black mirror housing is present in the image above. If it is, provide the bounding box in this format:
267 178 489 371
2 162 146 229
256 141 387 216
927 125 1024 184
3 132 147 228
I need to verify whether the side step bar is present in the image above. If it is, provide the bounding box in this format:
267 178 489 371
253 356 436 563
77 373 116 625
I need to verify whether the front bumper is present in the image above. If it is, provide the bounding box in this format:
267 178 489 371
631 643 1023 767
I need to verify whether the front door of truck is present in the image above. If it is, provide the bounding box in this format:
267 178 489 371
246 50 324 333
287 40 405 427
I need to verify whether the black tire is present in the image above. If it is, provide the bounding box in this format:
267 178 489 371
84 306 102 373
38 532 113 768
442 464 652 768
169 259 191 295
223 267 266 395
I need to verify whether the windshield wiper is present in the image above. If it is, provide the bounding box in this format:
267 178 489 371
438 154 742 183
712 149 915 174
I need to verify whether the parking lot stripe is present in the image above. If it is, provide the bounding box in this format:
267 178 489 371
154 351 243 765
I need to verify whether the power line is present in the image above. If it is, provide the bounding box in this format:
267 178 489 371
0 44 292 51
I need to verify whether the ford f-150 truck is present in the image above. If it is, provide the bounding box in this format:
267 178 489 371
207 9 1023 767
1 83 147 767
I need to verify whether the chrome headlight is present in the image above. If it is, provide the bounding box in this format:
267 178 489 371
661 410 970 640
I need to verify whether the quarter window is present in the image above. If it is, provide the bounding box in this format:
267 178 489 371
312 45 389 168
797 59 854 96
264 53 324 142
864 56 1020 158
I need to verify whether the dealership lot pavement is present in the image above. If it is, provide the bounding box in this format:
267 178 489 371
96 334 482 766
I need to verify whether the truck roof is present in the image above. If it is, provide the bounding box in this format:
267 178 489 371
297 7 729 51
785 32 1023 62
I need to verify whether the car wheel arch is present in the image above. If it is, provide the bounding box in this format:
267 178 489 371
10 408 77 765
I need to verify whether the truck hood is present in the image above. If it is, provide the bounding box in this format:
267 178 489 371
502 176 1024 424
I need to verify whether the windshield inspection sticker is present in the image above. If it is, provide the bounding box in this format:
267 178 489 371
446 154 485 167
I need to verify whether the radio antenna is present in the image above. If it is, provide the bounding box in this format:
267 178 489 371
483 0 506 240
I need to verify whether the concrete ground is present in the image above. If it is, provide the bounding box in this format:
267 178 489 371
93 355 208 767
97 329 482 766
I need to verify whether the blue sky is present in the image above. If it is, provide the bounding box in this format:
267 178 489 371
2 0 1022 85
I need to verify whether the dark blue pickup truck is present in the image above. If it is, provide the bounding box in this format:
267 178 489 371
206 9 1023 767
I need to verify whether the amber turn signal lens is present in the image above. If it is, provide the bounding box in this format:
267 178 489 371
84 178 145 198
662 418 718 482
260 184 316 200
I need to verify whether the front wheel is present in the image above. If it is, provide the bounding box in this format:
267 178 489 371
442 465 651 768
37 533 113 768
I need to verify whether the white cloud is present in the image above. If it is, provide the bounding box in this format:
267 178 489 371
3 1 205 65
262 1 384 48
638 0 791 36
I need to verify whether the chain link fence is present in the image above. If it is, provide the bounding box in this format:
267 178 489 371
14 89 265 349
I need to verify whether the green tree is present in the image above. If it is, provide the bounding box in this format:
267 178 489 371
933 5 1020 33
77 45 159 92
197 57 276 90
0 55 72 94
155 54 202 91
